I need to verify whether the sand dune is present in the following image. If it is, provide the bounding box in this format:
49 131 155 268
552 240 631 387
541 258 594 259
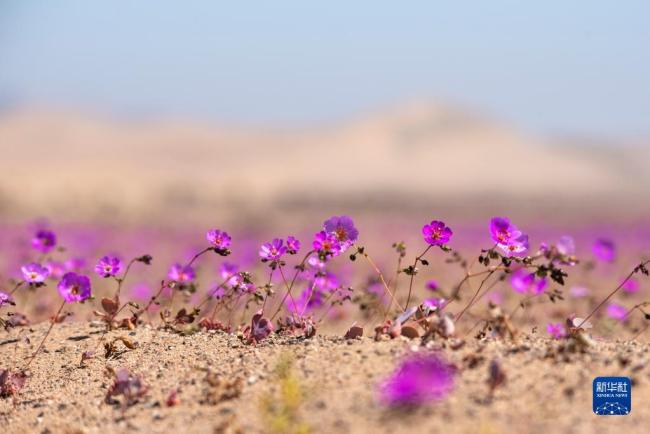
0 103 648 220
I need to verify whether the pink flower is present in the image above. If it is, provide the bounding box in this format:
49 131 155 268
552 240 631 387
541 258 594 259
21 263 50 283
593 238 615 262
490 217 522 245
556 236 575 256
168 263 195 283
206 229 232 252
313 231 342 258
498 234 529 257
286 236 301 254
259 238 287 262
490 217 529 257
0 292 14 307
44 261 66 279
95 256 122 278
379 353 455 406
547 323 567 339
606 303 627 321
422 220 453 246
57 272 92 303
622 277 640 294
510 269 547 294
323 215 359 245
32 230 57 254
425 280 439 291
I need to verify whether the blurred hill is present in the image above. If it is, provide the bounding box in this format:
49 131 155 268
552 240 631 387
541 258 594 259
0 103 648 223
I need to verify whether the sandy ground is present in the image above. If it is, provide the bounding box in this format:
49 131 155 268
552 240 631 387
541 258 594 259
1 321 649 434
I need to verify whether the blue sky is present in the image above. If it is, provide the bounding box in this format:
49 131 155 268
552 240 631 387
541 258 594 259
0 1 648 136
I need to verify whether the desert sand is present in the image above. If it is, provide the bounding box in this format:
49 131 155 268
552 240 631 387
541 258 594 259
1 321 649 434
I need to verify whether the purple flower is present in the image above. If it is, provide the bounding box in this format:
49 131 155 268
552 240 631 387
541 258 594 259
95 256 122 278
556 236 575 256
21 263 50 283
312 231 342 258
422 220 453 246
286 236 301 254
259 238 287 262
168 263 195 283
423 298 446 310
547 323 567 339
606 303 627 321
497 234 530 257
622 277 640 294
323 215 358 248
425 280 439 291
489 217 522 245
510 269 547 295
57 272 92 303
593 238 615 263
32 229 57 254
206 229 232 250
0 291 14 307
379 353 455 406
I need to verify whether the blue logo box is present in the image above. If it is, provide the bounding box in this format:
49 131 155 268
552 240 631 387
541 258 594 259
593 377 631 415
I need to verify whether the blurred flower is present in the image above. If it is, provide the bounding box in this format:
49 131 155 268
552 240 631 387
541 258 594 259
57 272 92 303
0 291 13 307
95 256 122 278
259 238 287 262
286 236 301 254
323 215 358 249
622 277 640 294
510 269 547 294
425 280 439 291
32 229 57 254
606 303 627 321
379 353 455 406
65 257 86 272
168 263 195 283
423 298 446 310
21 263 49 283
556 236 575 256
219 262 240 285
206 229 231 250
129 282 152 301
593 238 615 263
313 271 339 292
569 285 589 298
44 260 66 279
547 323 567 339
422 220 453 246
313 231 341 258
